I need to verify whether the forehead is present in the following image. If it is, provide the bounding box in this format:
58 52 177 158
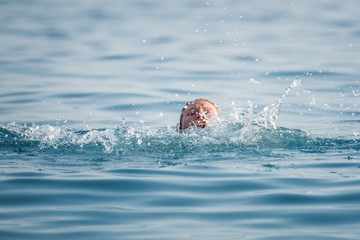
185 100 216 111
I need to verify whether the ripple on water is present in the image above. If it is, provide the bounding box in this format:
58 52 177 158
0 167 359 240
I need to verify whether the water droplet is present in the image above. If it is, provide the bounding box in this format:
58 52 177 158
250 78 260 84
137 139 142 145
310 98 316 105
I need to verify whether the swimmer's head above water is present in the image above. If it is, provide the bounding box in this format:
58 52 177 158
178 98 220 131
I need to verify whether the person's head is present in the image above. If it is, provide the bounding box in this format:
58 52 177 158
179 98 220 131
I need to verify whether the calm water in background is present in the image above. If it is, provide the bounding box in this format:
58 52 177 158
0 0 360 239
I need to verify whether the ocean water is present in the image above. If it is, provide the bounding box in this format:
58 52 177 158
1 0 360 239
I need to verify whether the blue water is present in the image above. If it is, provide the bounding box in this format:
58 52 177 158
1 0 360 239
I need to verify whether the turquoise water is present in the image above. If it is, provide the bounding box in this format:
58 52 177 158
1 0 360 239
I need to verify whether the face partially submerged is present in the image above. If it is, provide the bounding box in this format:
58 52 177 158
180 99 220 130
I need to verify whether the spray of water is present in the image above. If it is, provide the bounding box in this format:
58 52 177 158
222 78 302 129
256 78 302 129
2 79 341 156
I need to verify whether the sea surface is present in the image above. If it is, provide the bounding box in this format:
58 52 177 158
1 0 360 239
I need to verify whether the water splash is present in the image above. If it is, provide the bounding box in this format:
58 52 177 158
259 78 302 128
228 78 302 129
1 120 357 160
1 79 357 158
1 122 119 153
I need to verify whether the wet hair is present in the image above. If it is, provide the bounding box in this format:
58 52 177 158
178 98 220 131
